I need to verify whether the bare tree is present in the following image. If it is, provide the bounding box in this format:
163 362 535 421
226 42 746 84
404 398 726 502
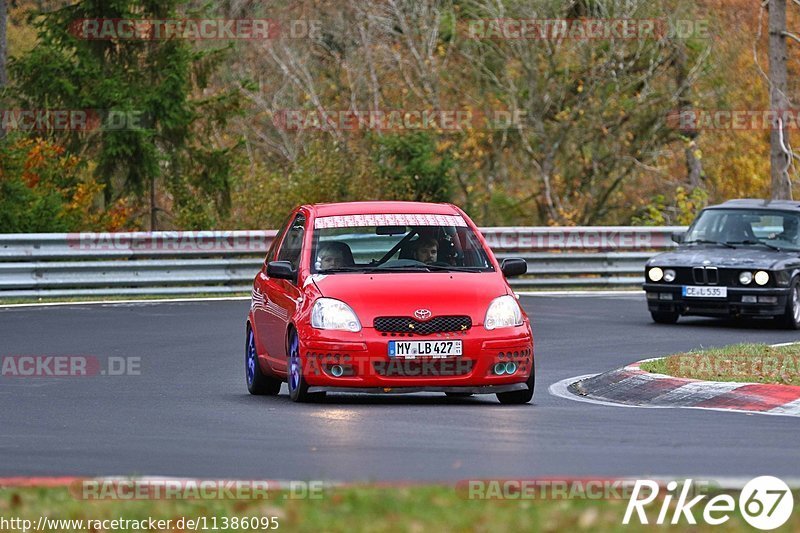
0 0 7 89
769 0 793 199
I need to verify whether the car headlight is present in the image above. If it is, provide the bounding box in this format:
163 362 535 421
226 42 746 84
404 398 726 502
484 295 523 330
311 298 362 332
648 267 664 282
754 271 770 286
663 269 676 283
739 271 753 285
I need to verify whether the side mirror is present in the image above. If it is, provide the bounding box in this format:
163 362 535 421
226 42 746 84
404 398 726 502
671 232 685 244
500 258 527 278
267 260 296 281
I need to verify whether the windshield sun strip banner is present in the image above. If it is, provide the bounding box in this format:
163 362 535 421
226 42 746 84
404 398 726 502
313 214 468 229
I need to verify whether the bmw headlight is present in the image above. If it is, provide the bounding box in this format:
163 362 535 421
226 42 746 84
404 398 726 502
663 269 676 283
484 295 523 330
739 271 753 285
311 298 362 332
754 271 770 286
648 267 664 282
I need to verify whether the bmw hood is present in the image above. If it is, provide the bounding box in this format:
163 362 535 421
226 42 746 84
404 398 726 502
648 246 800 269
309 272 511 325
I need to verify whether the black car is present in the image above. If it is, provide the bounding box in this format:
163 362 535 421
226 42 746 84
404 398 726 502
643 199 800 328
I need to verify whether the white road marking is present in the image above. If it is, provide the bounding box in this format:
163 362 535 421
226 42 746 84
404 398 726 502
517 290 644 298
0 296 250 309
768 397 800 416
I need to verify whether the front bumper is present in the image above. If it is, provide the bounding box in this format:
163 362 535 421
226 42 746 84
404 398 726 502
643 283 790 317
299 325 534 393
307 383 528 394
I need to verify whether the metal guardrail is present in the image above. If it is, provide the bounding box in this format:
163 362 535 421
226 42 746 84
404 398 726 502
0 227 686 298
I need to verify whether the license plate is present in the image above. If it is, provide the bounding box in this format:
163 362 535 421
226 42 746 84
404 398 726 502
388 340 462 358
682 286 727 298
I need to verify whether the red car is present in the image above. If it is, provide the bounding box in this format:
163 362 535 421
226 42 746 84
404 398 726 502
245 201 535 403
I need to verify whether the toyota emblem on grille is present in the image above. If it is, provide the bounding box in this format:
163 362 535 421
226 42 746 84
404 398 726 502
414 309 432 321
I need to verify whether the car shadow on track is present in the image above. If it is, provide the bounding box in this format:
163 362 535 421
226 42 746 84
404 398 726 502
651 316 790 331
223 392 537 407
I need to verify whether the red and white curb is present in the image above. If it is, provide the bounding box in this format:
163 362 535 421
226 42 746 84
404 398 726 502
549 359 800 418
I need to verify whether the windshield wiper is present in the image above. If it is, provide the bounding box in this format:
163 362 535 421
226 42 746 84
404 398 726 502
319 264 484 274
684 239 735 248
375 264 485 273
420 264 483 273
316 266 370 273
725 240 783 252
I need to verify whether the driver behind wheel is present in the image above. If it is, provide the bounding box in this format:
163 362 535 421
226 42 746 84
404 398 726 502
413 236 439 264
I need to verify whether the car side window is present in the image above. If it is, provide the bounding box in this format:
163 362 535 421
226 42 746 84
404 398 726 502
276 213 306 273
267 213 294 263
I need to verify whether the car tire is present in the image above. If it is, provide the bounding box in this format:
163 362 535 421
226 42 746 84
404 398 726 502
651 311 680 324
496 370 535 405
287 328 326 403
780 278 800 330
246 326 281 396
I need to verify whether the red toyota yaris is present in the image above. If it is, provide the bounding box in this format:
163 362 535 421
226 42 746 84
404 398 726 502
245 201 535 403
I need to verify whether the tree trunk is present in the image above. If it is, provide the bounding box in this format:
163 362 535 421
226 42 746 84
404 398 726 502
769 0 793 199
0 0 6 89
674 43 704 188
150 176 157 231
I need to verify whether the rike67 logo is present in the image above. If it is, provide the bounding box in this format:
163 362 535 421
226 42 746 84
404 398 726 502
624 476 794 530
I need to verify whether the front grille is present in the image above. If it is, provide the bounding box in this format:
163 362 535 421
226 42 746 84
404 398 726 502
374 315 472 335
692 266 719 285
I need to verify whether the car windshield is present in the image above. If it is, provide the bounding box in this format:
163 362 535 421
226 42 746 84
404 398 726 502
310 214 494 273
684 209 800 251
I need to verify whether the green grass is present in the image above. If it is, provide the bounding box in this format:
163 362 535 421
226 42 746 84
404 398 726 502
639 343 800 386
1 485 798 532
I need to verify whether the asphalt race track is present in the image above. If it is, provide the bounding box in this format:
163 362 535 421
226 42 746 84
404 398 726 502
1 295 798 481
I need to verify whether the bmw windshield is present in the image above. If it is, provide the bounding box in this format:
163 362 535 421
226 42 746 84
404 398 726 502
684 209 800 252
310 214 494 273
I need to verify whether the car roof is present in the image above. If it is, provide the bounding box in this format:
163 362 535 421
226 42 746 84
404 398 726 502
306 201 462 217
707 198 800 212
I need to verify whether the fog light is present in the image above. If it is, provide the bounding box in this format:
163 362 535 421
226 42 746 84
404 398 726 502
504 362 518 375
663 269 676 282
659 293 673 301
758 296 778 304
647 292 658 300
648 267 664 282
330 365 344 377
739 271 753 285
493 363 507 375
755 271 769 286
742 295 757 303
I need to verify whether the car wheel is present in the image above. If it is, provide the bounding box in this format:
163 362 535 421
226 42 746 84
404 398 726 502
444 392 474 398
496 370 535 405
780 279 800 330
651 311 680 324
287 328 326 403
246 326 281 395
